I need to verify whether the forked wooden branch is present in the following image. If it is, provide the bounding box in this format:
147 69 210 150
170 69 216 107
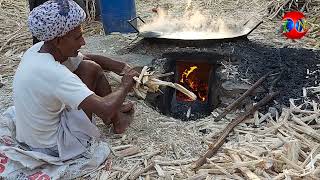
214 72 271 122
192 91 279 170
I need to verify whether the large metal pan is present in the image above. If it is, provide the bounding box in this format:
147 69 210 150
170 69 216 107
128 17 263 41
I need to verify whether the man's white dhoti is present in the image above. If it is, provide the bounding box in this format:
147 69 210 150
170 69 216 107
29 109 101 161
0 107 110 179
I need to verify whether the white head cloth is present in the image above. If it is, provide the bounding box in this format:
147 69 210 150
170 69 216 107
28 0 86 41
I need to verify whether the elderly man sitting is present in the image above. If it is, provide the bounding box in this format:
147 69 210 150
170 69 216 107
13 0 138 160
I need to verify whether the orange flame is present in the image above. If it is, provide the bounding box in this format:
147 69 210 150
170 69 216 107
178 65 208 102
180 66 198 83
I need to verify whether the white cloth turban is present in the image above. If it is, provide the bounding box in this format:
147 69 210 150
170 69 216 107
28 0 86 41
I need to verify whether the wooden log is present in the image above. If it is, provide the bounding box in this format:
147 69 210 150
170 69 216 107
191 91 279 170
214 72 271 122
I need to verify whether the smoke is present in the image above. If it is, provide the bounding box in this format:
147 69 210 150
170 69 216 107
139 0 250 39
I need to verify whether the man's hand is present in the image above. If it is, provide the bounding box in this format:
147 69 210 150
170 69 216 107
120 68 140 89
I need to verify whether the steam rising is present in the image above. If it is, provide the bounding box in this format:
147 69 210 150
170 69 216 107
140 1 253 40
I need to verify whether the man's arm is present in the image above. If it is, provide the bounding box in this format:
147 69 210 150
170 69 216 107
79 69 138 121
83 54 129 75
79 85 130 121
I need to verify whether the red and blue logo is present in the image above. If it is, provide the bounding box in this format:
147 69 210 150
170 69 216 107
282 11 309 39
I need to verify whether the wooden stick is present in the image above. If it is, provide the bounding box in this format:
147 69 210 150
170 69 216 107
192 91 279 170
214 72 271 122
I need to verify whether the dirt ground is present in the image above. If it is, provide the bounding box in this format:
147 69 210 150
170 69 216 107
1 0 320 179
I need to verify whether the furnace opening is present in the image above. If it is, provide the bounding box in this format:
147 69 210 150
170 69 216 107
146 51 223 121
176 61 211 102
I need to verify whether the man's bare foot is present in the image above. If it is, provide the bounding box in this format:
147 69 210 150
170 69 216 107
102 118 112 126
113 111 134 134
120 101 134 113
102 102 134 126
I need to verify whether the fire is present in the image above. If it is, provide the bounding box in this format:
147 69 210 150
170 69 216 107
180 66 198 83
178 65 209 102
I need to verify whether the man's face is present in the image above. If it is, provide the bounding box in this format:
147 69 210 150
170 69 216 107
57 26 85 57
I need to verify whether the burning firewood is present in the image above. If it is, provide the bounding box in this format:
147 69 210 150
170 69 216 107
133 66 197 101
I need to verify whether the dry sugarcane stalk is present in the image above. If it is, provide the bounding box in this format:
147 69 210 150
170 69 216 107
146 150 162 160
199 159 265 170
285 140 301 163
112 167 129 173
206 158 243 180
258 109 290 135
151 72 174 78
302 145 320 167
120 162 140 180
187 173 208 180
290 124 320 142
154 158 196 166
144 160 150 180
129 161 155 180
124 152 149 160
112 144 133 151
280 154 304 171
133 66 197 101
214 72 271 122
227 151 261 180
192 91 279 170
198 168 232 175
154 164 165 177
116 146 140 157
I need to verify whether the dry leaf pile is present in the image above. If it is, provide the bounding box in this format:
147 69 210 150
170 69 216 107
0 0 102 81
266 0 320 48
88 86 320 180
267 0 314 19
0 0 30 81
